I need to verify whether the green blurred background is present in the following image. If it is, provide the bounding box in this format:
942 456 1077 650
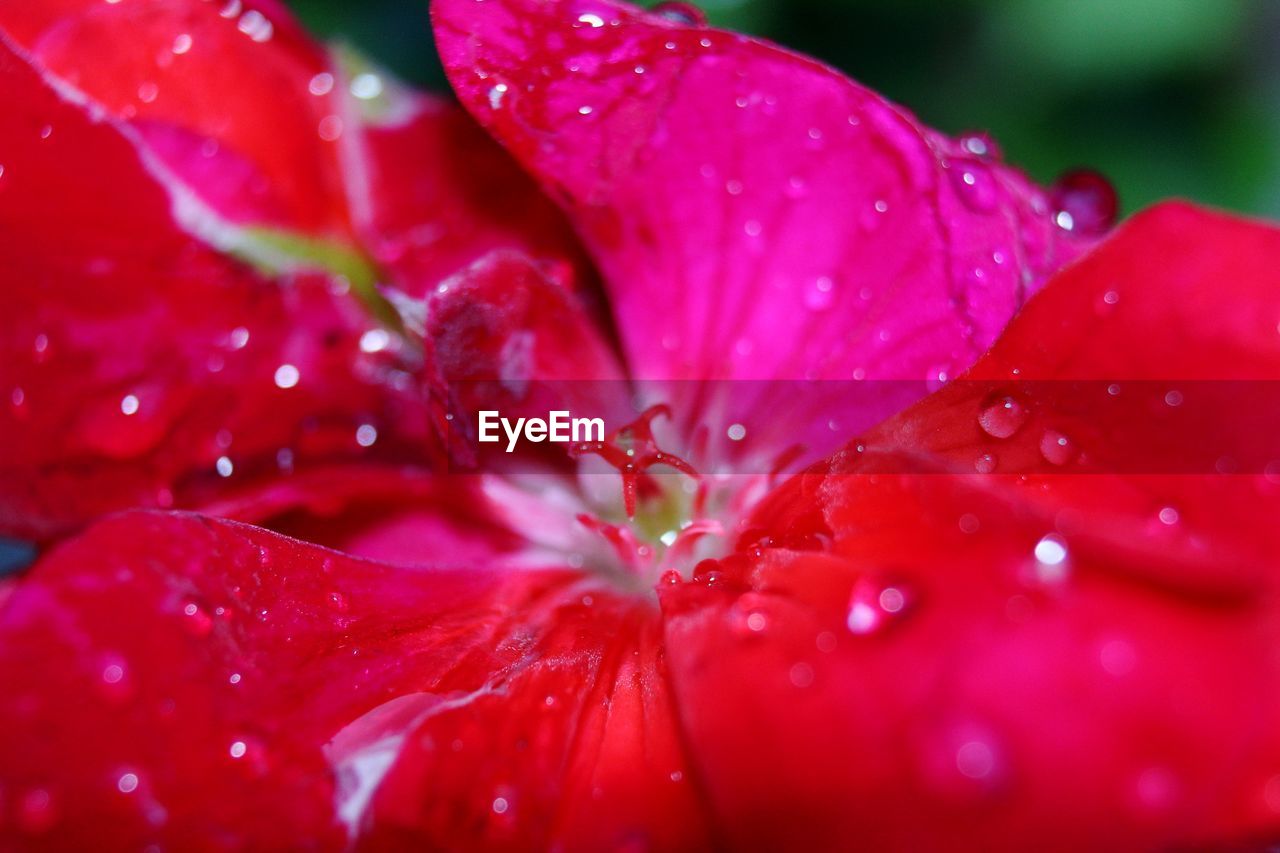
287 0 1280 219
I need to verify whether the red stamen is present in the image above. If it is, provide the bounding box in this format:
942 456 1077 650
570 404 700 517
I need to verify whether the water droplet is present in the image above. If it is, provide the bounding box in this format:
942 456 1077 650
1050 169 1118 235
978 394 1028 439
950 159 997 213
273 364 300 389
17 788 56 833
1033 534 1069 583
804 275 835 311
1158 506 1179 526
117 772 139 794
172 33 193 54
955 740 996 780
237 9 274 42
789 662 815 688
215 456 234 478
958 513 980 534
492 796 510 814
356 424 378 447
726 423 746 441
652 1 707 25
958 132 999 159
576 12 605 27
1164 389 1183 407
1039 429 1076 465
974 453 997 474
309 72 335 97
1099 638 1137 676
120 394 140 416
229 740 247 759
181 600 213 636
487 82 508 110
318 115 343 142
847 577 911 635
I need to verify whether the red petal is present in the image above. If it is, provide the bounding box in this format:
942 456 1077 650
0 39 434 540
1 0 348 234
432 0 1093 388
0 512 711 848
356 95 598 301
672 203 1280 847
1 1 593 292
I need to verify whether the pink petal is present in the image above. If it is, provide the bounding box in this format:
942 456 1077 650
431 0 1093 393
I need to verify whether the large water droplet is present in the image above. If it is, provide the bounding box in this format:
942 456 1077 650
978 394 1028 439
1050 169 1117 235
1039 429 1077 466
651 1 707 25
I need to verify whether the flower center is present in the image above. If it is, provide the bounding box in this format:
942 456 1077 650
558 404 772 590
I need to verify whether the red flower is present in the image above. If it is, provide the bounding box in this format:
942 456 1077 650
3 0 1279 849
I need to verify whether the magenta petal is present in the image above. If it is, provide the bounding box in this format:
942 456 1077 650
432 0 1094 388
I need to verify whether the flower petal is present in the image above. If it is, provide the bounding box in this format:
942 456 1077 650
432 0 1092 388
0 511 712 848
1 0 345 235
0 37 434 540
657 202 1280 847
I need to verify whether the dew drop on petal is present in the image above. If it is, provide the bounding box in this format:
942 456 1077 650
309 72 335 96
974 453 997 474
273 364 300 389
789 662 815 688
1033 534 1069 584
1050 168 1118 235
804 276 835 311
847 577 911 635
950 159 997 213
1039 429 1077 466
487 82 509 110
955 740 996 780
978 394 1027 439
18 789 56 834
117 773 139 794
652 1 707 25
